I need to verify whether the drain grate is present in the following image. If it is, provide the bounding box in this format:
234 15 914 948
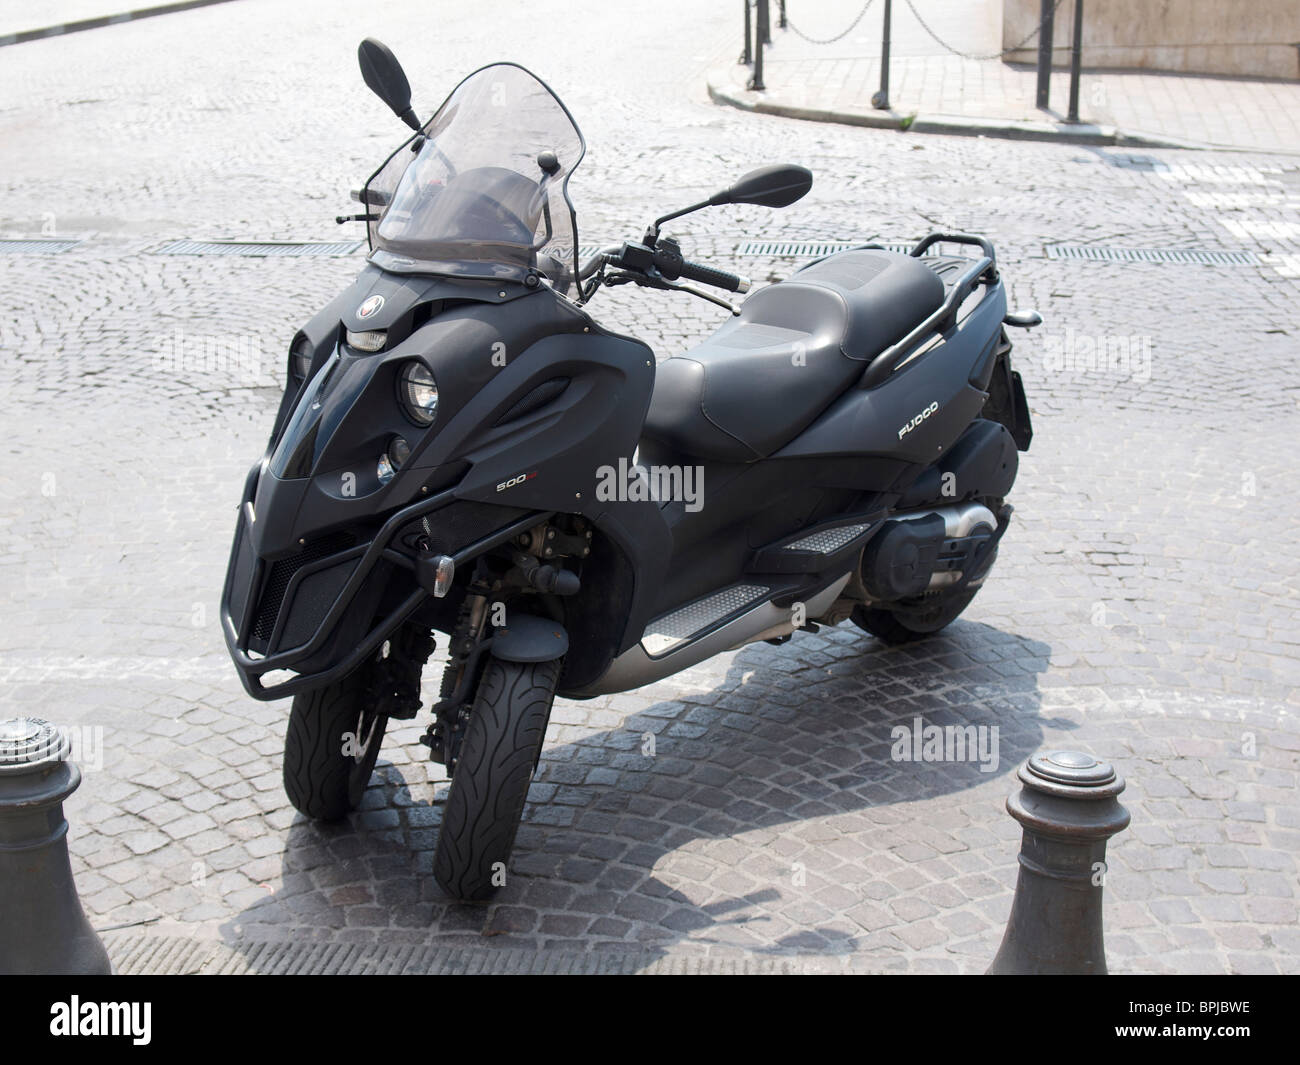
737 239 914 258
154 240 365 257
0 238 83 253
1045 244 1261 266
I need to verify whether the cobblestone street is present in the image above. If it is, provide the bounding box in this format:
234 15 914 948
1 0 1298 974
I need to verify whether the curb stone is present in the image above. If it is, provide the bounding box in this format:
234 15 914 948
0 0 239 49
707 70 1209 152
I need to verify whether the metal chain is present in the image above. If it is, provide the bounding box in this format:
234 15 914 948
901 0 1070 61
785 0 879 46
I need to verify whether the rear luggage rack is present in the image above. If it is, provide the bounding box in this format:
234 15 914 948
858 233 999 389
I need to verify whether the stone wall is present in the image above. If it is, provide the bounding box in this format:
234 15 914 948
1002 0 1300 78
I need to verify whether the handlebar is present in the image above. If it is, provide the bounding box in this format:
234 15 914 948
674 259 750 294
583 239 751 294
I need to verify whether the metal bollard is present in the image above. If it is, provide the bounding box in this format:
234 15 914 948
988 750 1130 975
1035 0 1056 110
0 717 111 975
872 0 892 110
1066 0 1085 123
749 0 767 91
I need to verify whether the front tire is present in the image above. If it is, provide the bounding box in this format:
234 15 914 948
432 655 561 901
283 664 388 821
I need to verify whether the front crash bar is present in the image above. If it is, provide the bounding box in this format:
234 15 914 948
220 461 549 700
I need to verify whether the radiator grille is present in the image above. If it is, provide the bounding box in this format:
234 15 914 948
251 532 357 644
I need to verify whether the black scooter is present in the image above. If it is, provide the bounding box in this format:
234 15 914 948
221 40 1037 900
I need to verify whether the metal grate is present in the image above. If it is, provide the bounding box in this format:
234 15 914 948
641 583 771 656
0 238 82 253
1045 244 1261 266
154 240 365 258
737 240 914 258
785 523 872 553
251 531 357 644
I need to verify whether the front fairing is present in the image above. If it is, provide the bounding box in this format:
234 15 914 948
254 268 544 558
220 64 659 699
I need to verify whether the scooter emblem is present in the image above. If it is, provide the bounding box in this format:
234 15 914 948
357 294 385 319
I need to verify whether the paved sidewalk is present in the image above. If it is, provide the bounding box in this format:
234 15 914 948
709 0 1300 153
2 0 1299 976
0 0 237 46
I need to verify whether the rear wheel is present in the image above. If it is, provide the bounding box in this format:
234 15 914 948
283 662 388 821
432 655 561 901
852 587 981 644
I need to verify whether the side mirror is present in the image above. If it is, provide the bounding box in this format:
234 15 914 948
716 164 813 208
358 38 421 131
646 163 813 242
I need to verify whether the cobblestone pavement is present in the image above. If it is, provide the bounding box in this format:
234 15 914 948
0 0 1297 974
709 0 1300 152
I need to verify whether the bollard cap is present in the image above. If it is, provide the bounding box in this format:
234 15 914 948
1026 750 1117 788
0 717 70 772
1008 749 1131 842
1013 748 1128 823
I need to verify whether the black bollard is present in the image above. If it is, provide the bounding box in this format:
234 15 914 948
749 0 767 91
988 750 1129 975
0 717 111 975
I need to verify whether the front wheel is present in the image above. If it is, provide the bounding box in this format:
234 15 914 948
432 655 561 901
282 663 388 821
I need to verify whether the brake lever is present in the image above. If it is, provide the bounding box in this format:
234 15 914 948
654 276 740 316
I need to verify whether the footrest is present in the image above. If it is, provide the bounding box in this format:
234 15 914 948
641 583 773 657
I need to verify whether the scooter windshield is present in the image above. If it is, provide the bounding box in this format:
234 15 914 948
364 63 585 291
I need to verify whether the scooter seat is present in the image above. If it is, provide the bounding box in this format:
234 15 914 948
642 250 944 463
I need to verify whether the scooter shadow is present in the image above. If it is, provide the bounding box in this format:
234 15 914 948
221 619 1058 964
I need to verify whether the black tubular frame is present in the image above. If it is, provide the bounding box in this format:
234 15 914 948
854 232 1000 389
220 459 549 699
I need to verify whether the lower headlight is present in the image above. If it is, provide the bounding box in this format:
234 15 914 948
399 362 439 426
377 436 409 486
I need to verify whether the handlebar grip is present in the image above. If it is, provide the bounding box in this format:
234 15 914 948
677 259 750 294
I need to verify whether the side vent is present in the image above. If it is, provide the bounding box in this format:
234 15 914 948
494 377 570 426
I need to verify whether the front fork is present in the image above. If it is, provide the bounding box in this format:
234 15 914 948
421 571 495 771
366 621 436 720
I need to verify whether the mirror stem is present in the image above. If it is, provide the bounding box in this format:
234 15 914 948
646 195 723 243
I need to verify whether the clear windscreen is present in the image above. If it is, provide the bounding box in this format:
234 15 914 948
363 63 584 292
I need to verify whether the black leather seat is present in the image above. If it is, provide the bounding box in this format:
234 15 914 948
642 250 945 463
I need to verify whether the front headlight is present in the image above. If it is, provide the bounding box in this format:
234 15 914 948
399 362 438 426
